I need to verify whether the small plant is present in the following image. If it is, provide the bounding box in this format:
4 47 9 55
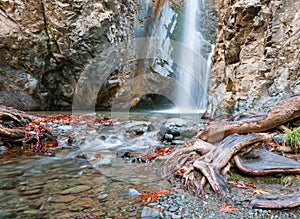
284 127 300 152
22 142 29 149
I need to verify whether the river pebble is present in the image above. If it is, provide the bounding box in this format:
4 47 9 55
141 206 161 218
60 185 91 194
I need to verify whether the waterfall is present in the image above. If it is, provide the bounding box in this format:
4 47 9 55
175 0 214 114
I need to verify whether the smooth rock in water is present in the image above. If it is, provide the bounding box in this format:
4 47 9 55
125 121 153 135
0 212 17 219
125 189 141 196
158 118 198 141
56 125 73 132
50 195 76 203
164 133 173 141
141 206 161 218
97 193 108 200
60 185 91 195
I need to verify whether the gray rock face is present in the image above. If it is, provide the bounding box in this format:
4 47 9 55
0 0 135 110
208 0 300 117
0 0 186 111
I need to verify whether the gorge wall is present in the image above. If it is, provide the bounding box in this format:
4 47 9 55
0 0 135 110
1 0 299 115
208 0 300 117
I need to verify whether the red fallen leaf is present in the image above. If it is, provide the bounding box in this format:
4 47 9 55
139 189 170 204
233 181 256 189
220 204 240 213
139 147 173 162
175 166 188 176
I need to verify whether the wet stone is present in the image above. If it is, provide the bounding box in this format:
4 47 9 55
0 211 17 219
0 180 16 189
23 209 45 218
50 195 76 203
168 205 179 212
141 206 161 218
125 189 141 196
60 185 92 194
19 188 43 196
97 193 108 200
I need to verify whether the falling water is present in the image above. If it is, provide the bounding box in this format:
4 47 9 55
175 0 214 114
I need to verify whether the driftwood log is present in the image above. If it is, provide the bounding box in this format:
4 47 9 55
159 95 300 209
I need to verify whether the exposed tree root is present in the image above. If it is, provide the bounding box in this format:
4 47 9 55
234 149 300 176
159 139 215 178
159 96 300 209
250 192 300 209
192 134 272 196
198 95 300 143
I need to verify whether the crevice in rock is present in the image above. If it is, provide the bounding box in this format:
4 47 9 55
39 0 57 62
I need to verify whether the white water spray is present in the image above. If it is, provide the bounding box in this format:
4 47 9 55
175 0 214 114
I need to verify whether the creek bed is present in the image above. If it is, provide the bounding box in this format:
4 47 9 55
0 112 300 218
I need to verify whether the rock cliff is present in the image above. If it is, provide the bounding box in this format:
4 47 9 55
0 0 135 110
208 0 300 117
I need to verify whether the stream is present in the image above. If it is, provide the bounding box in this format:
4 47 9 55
0 112 201 219
1 112 300 219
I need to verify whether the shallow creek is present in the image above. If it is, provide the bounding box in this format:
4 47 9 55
1 112 300 219
0 112 200 218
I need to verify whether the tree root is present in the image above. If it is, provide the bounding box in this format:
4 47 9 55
198 95 300 143
250 192 300 209
159 96 300 209
234 149 300 176
159 139 215 178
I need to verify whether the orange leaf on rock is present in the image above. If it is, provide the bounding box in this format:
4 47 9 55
220 204 239 213
252 189 270 195
175 166 188 176
233 181 256 189
139 189 170 204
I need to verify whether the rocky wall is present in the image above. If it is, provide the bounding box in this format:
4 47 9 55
0 0 135 110
208 0 300 117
